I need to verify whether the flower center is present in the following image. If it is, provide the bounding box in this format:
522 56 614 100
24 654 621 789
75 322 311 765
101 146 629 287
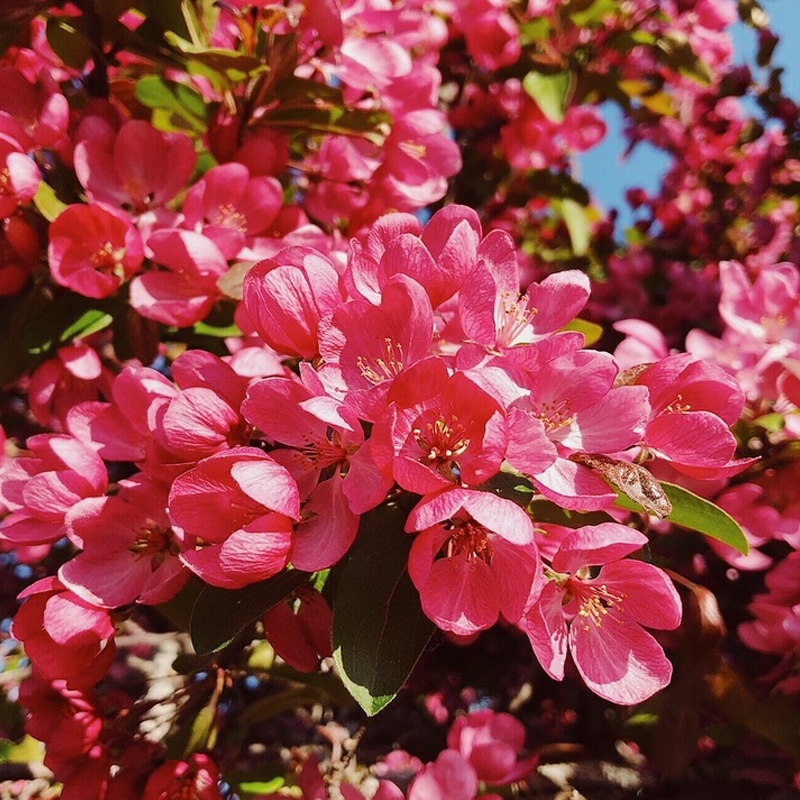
413 412 470 464
356 338 405 384
536 398 574 432
129 521 177 560
496 291 537 348
444 520 493 566
569 579 626 632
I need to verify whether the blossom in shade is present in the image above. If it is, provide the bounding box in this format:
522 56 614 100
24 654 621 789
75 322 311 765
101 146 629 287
73 118 196 215
447 708 538 785
141 754 223 800
11 576 116 688
521 523 682 705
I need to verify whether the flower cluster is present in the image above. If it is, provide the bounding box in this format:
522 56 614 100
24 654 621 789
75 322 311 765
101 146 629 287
2 0 798 796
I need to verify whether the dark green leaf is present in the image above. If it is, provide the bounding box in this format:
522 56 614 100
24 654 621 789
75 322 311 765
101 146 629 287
332 503 435 716
190 569 312 655
478 471 535 508
46 16 92 69
614 481 749 554
529 497 615 529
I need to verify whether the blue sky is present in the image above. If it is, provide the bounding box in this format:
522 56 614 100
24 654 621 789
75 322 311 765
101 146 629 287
578 0 800 226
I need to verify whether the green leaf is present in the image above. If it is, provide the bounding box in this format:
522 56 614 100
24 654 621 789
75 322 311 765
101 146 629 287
522 71 571 122
560 316 603 346
59 309 113 343
568 0 619 26
614 481 749 554
557 197 590 256
33 181 68 223
135 75 207 132
332 503 435 716
190 569 312 654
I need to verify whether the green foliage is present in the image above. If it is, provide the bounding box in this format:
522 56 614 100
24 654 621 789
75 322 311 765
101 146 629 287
522 71 571 122
614 481 749 554
332 503 435 716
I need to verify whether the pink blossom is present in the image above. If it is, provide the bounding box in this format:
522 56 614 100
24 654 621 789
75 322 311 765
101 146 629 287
319 273 435 421
142 754 223 800
152 349 251 464
0 434 107 546
169 447 300 588
181 162 283 259
739 551 800 662
407 750 478 800
381 357 511 496
461 2 520 71
242 245 346 359
506 350 649 510
447 708 538 785
0 214 39 295
11 576 116 688
459 243 590 352
0 66 69 152
407 489 540 635
66 364 178 463
73 118 196 215
28 343 115 430
129 229 227 327
0 132 40 219
522 524 682 705
59 474 191 608
48 203 144 298
635 353 754 478
242 368 391 559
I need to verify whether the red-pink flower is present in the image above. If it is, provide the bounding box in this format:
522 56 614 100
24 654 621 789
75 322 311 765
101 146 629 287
48 203 144 298
447 708 538 785
59 474 191 608
181 162 283 258
522 523 682 705
381 357 512 496
73 118 196 215
407 750 478 800
169 447 300 588
28 342 115 430
242 245 346 359
319 273 434 421
0 131 39 219
142 754 223 800
129 229 227 327
0 434 107 546
635 353 754 478
12 576 116 688
407 489 541 636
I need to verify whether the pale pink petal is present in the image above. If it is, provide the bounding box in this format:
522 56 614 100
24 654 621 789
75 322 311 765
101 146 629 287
522 581 568 681
552 524 647 575
596 560 682 630
570 615 673 705
230 458 301 519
